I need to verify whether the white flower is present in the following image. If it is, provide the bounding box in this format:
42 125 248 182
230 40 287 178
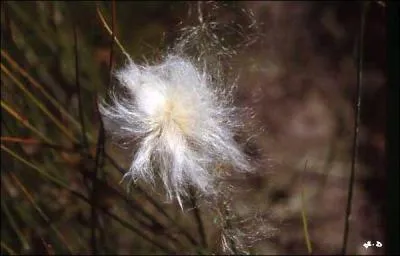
99 55 251 206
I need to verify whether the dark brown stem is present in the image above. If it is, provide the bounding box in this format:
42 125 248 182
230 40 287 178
341 2 369 255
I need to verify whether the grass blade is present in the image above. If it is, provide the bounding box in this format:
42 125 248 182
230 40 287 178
0 49 83 134
9 173 73 254
96 5 129 59
1 64 78 143
301 162 312 254
1 100 53 144
0 136 79 152
1 136 189 250
1 196 30 252
1 144 70 188
2 145 175 253
1 241 17 255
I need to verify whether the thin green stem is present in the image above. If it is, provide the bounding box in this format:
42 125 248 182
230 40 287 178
96 5 130 59
301 162 312 254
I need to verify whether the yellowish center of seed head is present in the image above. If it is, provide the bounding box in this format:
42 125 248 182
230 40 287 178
160 99 191 135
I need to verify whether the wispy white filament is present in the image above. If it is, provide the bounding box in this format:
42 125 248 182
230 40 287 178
99 55 251 205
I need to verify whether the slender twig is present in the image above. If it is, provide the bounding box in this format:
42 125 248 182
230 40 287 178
98 1 116 251
1 124 187 249
1 136 187 250
108 0 116 90
341 2 369 255
90 113 104 254
105 154 200 247
100 207 175 254
89 0 119 250
95 5 129 59
1 144 175 253
189 188 207 248
113 187 187 249
73 22 88 151
71 7 102 252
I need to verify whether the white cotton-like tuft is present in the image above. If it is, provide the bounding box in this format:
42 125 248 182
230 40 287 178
99 55 251 204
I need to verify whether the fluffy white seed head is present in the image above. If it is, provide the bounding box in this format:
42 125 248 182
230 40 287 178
99 55 251 205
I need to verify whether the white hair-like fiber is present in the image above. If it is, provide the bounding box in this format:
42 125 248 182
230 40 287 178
99 55 251 205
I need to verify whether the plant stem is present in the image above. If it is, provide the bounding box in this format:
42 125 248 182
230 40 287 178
341 2 369 254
